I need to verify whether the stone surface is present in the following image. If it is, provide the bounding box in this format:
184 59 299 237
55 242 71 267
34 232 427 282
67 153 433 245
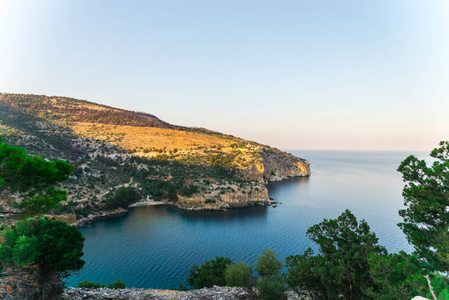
63 287 303 299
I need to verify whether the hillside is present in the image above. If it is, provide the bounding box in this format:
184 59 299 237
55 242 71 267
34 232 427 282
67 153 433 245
0 93 310 223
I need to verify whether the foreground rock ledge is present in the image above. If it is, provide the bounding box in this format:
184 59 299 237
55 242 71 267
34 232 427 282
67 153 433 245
63 286 302 299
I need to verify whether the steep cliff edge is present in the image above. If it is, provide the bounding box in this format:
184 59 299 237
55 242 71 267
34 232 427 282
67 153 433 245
244 149 310 183
176 183 270 210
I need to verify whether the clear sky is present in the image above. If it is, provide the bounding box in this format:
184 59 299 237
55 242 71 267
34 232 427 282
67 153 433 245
0 0 448 151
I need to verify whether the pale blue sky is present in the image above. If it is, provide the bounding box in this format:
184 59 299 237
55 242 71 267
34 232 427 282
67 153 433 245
0 0 448 151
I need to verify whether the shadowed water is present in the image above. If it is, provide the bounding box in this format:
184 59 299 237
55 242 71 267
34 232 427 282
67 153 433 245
67 150 425 289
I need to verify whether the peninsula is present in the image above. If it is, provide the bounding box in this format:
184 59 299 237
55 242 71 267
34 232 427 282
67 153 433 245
0 93 310 224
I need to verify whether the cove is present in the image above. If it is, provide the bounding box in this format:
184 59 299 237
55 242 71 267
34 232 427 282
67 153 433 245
66 150 423 289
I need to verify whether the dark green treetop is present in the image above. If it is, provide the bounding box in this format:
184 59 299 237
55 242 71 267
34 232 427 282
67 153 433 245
0 217 85 299
0 140 73 215
254 248 283 278
255 249 286 300
397 141 449 271
187 256 232 289
0 217 85 275
285 209 386 300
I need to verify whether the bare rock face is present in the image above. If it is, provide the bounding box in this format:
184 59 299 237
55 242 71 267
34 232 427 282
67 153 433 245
176 185 269 210
243 150 310 183
63 286 303 299
63 286 250 299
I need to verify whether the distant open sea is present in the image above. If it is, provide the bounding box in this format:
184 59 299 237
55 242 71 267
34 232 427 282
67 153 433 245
67 150 427 289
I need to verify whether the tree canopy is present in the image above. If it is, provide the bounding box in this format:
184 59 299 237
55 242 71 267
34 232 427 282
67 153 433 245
285 209 386 300
397 141 449 272
0 217 85 299
0 140 73 215
187 256 232 289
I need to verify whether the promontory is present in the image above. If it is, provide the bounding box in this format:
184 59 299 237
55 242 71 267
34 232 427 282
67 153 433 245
0 93 310 223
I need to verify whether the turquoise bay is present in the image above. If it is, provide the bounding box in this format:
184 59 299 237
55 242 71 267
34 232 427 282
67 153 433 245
67 150 423 289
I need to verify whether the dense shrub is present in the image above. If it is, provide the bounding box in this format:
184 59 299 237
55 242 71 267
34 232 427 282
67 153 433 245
256 276 287 300
255 249 283 278
108 279 126 289
255 249 286 300
187 257 232 289
77 280 105 288
225 262 253 288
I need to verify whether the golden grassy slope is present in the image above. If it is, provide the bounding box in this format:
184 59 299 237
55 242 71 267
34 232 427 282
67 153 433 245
71 122 265 170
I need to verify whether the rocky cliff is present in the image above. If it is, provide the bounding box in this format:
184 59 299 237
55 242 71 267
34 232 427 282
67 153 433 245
244 149 310 183
176 184 270 210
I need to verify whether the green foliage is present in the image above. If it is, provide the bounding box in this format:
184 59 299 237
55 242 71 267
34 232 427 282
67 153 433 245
367 251 428 299
208 153 238 168
108 279 126 289
0 140 73 215
285 209 386 300
255 249 286 300
105 186 140 209
256 276 287 300
397 141 449 272
77 279 126 289
0 217 85 274
225 262 253 288
77 280 105 288
187 257 232 289
0 217 85 299
255 249 283 278
427 273 449 299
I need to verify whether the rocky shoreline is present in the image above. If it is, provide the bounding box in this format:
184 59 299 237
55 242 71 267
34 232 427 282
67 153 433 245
68 197 279 227
63 286 302 299
60 183 285 227
71 208 129 227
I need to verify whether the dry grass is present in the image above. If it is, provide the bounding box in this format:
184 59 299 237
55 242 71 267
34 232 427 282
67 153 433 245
71 122 265 169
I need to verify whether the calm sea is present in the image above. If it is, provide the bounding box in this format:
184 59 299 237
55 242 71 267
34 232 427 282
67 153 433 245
66 150 426 289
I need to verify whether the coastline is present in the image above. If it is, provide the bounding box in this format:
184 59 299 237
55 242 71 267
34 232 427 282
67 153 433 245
68 175 302 228
129 201 166 207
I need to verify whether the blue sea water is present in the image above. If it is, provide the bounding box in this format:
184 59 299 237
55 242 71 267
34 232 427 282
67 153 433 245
66 150 426 289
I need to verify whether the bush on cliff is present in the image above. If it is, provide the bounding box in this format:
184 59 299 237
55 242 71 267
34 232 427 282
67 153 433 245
108 279 126 289
255 249 286 300
187 257 232 289
225 262 253 288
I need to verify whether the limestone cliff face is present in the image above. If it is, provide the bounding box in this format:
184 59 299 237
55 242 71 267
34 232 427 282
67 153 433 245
243 150 310 183
175 184 269 210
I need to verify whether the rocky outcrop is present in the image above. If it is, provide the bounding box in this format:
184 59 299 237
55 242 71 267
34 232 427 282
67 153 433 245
175 184 270 210
243 150 310 183
63 286 249 300
63 286 302 299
